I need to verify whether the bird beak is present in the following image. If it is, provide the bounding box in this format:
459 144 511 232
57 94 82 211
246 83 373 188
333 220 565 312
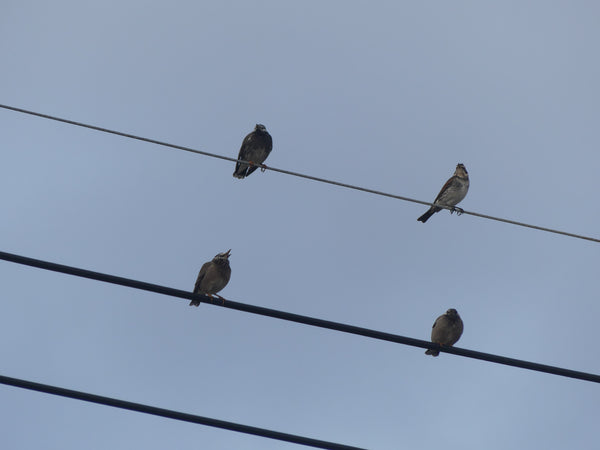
225 249 232 257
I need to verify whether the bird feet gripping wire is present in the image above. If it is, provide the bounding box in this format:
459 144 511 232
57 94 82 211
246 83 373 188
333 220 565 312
248 161 267 172
215 294 226 305
451 207 464 216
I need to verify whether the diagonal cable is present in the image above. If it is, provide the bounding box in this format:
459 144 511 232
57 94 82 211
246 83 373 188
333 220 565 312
0 249 598 384
0 374 364 450
1 103 598 243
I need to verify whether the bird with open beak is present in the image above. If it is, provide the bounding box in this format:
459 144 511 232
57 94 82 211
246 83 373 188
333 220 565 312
190 250 232 306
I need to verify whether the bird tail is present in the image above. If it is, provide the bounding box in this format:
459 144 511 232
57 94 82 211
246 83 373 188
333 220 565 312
233 163 246 179
417 208 436 223
425 349 439 357
244 165 259 177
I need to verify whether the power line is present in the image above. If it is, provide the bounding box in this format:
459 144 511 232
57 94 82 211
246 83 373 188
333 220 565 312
1 103 598 244
1 249 598 384
0 374 364 450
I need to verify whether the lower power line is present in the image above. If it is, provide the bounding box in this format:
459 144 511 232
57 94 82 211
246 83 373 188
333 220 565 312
0 249 598 383
0 374 363 450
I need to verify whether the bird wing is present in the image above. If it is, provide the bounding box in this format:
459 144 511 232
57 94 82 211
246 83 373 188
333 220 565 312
456 319 464 336
264 132 273 153
433 175 456 203
237 132 257 161
194 262 211 293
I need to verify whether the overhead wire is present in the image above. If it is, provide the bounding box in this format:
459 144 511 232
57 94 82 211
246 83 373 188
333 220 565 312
0 374 364 450
1 103 598 244
1 249 598 384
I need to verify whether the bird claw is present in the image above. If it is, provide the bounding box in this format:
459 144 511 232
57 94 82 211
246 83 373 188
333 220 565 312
451 207 464 216
247 160 267 173
215 294 226 305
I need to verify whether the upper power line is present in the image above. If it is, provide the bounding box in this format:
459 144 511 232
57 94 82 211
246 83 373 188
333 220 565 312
1 103 598 244
0 374 364 450
1 249 598 384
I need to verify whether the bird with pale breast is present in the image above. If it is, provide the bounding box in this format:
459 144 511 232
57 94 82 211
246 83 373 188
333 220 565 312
425 308 464 357
418 163 469 223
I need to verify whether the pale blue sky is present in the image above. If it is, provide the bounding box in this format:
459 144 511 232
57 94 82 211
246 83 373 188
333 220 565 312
1 2 599 449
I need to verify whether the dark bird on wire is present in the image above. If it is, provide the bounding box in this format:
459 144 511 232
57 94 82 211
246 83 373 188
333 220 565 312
190 250 232 306
425 308 464 357
417 163 469 223
233 124 273 179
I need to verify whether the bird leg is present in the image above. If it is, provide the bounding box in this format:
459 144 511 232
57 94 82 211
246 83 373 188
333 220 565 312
451 207 464 216
215 294 226 305
247 160 268 173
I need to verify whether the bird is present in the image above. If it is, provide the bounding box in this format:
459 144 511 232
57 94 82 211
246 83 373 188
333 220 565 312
190 250 232 306
233 124 273 179
417 163 469 223
425 308 464 356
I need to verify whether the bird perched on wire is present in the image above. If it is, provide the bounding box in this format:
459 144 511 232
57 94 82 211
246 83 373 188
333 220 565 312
190 250 232 306
417 163 469 223
425 308 464 357
233 124 273 179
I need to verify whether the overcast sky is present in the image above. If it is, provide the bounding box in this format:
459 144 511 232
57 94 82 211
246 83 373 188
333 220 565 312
1 2 599 449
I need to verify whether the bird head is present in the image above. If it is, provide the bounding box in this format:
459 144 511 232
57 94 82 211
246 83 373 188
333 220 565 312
255 124 267 132
446 308 459 317
455 163 468 177
213 249 231 261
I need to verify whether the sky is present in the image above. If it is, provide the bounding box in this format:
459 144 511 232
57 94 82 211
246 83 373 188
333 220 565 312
1 1 599 449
